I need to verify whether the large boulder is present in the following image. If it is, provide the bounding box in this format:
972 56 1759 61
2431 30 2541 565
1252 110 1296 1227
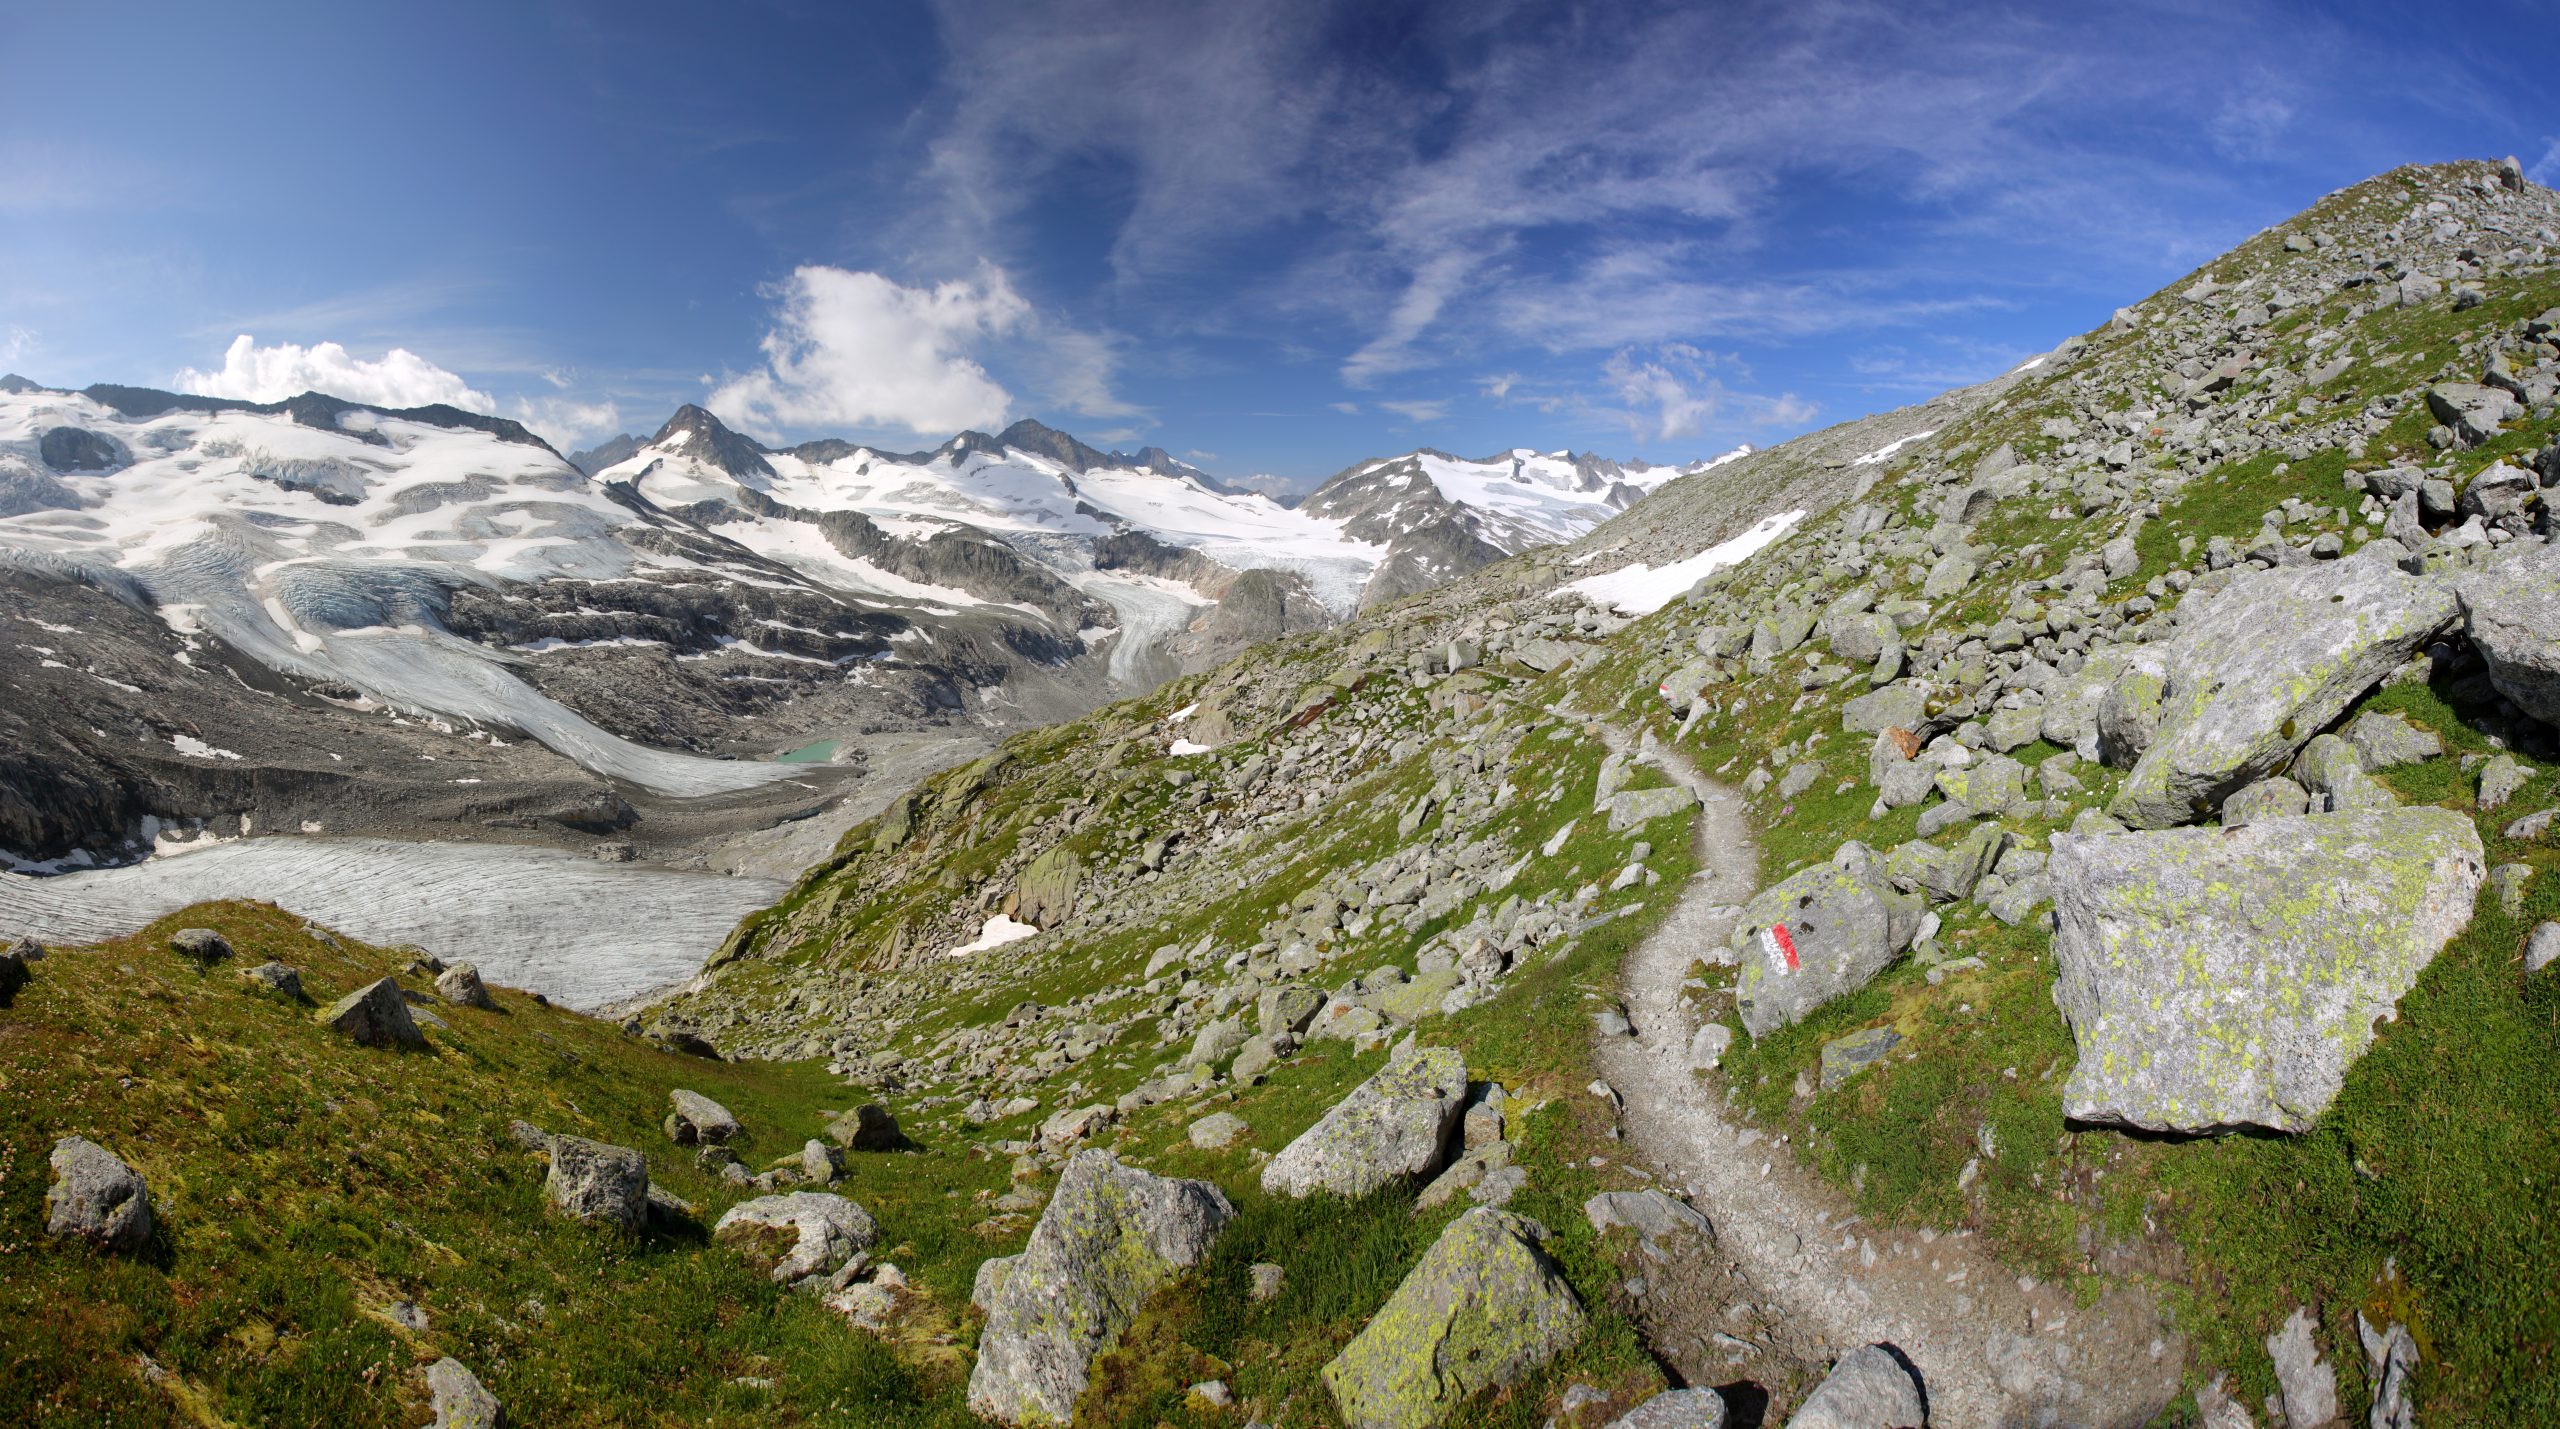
543 1136 650 1230
2109 555 2456 828
713 1192 879 1289
2454 540 2560 725
425 1358 503 1429
318 976 427 1049
1606 785 1698 832
435 963 497 1010
1734 844 1923 1037
2050 809 2483 1132
1321 1208 1586 1429
1262 1046 1467 1198
968 1150 1235 1425
1015 846 1084 929
1786 1344 1927 1428
665 1089 741 1146
45 1136 153 1252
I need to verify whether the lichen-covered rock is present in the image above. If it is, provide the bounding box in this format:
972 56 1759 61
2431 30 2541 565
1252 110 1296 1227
2220 776 2309 826
1933 755 2024 814
45 1136 152 1252
2051 809 2483 1132
2344 711 2443 770
2293 734 2396 812
2455 540 2560 725
665 1089 741 1145
1262 1045 1466 1197
968 1150 1234 1425
1015 846 1083 929
714 1191 879 1288
1885 824 2009 904
2108 555 2456 829
1786 1344 1927 1428
317 976 426 1049
237 961 304 999
1735 843 1922 1037
425 1357 503 1429
1321 1208 1585 1429
1843 683 1928 735
543 1135 650 1230
1605 785 1697 832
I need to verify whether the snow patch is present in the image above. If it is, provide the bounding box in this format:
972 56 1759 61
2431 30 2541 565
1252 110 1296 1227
948 913 1041 958
1564 510 1805 615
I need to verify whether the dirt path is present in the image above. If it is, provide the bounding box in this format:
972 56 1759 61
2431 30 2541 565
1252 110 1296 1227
1589 720 2184 1427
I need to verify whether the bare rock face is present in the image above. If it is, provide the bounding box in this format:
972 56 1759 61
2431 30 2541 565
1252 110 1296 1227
968 1150 1234 1425
2050 809 2483 1133
45 1136 153 1253
1260 1045 1467 1199
1321 1207 1586 1429
317 976 428 1049
2108 554 2456 829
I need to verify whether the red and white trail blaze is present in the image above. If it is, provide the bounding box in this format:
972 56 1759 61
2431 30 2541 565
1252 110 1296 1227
1760 923 1800 972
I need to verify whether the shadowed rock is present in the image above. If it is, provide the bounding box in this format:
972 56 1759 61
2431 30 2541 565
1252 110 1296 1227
318 976 427 1048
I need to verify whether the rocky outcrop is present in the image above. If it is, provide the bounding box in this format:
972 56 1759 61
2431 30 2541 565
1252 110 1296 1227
713 1192 879 1289
2051 809 2483 1132
2108 554 2457 828
1321 1207 1585 1429
665 1089 741 1146
1734 843 1923 1036
1261 1046 1467 1198
968 1151 1235 1425
45 1136 153 1252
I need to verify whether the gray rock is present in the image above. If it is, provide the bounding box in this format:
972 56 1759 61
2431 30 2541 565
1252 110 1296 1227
968 1150 1234 1425
1258 984 1325 1036
1887 824 2009 904
1262 1045 1466 1198
2454 537 2560 725
1322 1208 1585 1429
2051 809 2484 1132
663 1089 740 1146
2095 657 2167 769
2221 777 2310 826
237 961 304 999
797 1138 842 1183
45 1136 152 1252
1584 1189 1713 1249
1188 1111 1247 1149
1830 612 1900 666
1786 1343 1927 1428
2344 712 2442 770
2295 734 2396 813
1923 549 1978 599
543 1135 650 1230
1878 761 1938 809
1985 704 2044 754
2528 921 2560 974
425 1357 503 1429
714 1191 880 1288
1606 785 1699 832
2423 382 2521 447
317 977 427 1049
1735 845 1923 1037
2265 1306 2339 1429
2358 1312 2418 1429
972 1253 1017 1312
2478 753 2529 811
1843 683 1928 735
829 1103 902 1151
2111 557 2456 828
1934 755 2025 814
2489 862 2533 917
169 927 232 965
435 962 496 1010
1820 1027 1902 1090
1250 1261 1286 1302
1607 1388 1729 1428
1686 1023 1733 1071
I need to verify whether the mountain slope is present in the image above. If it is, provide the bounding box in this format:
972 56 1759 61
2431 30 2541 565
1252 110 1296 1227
649 158 2560 1424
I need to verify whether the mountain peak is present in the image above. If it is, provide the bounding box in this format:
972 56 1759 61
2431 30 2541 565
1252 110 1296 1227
649 405 775 482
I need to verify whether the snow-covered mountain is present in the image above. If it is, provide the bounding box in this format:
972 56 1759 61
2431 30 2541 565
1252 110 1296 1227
0 377 1741 862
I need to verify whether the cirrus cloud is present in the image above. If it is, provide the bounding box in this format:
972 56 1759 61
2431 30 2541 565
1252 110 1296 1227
176 333 495 411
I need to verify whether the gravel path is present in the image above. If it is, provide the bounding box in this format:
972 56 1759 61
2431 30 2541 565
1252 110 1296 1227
0 837 783 1010
1591 723 2184 1426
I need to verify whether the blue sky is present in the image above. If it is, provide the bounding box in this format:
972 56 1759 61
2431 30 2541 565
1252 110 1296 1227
5 1 2556 486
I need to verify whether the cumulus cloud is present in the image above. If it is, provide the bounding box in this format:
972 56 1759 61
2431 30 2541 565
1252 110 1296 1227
177 334 494 411
710 264 1030 438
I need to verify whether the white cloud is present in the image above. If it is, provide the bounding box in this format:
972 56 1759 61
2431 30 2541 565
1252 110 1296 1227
2528 137 2560 188
1183 448 1217 462
176 334 494 411
1378 398 1448 423
1 325 34 368
2208 86 2294 163
509 395 625 450
1327 401 1361 415
710 264 1029 438
1601 347 1813 442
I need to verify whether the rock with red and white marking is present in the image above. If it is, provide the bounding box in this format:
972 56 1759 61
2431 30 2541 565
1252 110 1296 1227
1733 842 1923 1038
